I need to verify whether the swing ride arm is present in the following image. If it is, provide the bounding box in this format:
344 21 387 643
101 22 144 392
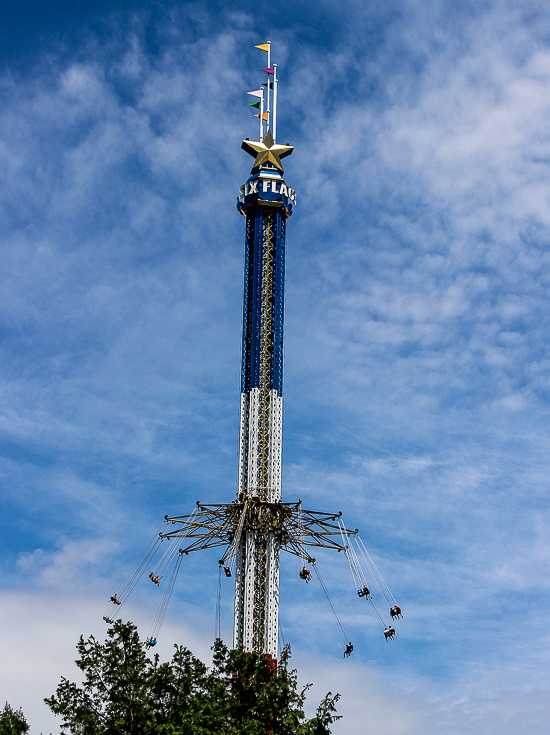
161 501 358 560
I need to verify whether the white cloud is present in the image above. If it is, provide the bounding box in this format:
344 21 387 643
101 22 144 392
16 538 117 591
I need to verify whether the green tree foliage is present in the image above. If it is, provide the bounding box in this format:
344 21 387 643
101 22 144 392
46 620 340 735
0 702 29 735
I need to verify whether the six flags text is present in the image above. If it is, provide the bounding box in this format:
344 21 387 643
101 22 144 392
239 179 297 204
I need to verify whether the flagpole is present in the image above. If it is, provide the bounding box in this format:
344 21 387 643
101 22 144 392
266 41 271 132
260 90 264 142
272 65 278 143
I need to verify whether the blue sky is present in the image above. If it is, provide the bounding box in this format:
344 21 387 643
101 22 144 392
2 0 550 732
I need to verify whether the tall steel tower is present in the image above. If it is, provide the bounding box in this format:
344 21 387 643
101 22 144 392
234 63 295 656
155 45 362 658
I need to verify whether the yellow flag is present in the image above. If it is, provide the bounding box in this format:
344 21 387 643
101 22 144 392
255 43 270 52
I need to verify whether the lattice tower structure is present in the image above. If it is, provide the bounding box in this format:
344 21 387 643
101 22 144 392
234 140 295 657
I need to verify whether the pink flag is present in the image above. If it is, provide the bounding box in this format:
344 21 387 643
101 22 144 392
261 67 275 75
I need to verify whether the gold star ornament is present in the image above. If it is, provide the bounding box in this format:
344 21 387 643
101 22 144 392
241 129 294 174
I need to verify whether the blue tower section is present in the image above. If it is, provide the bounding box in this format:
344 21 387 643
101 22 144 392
241 204 285 397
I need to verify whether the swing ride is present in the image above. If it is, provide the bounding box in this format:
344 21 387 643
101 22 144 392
103 42 403 658
103 502 403 655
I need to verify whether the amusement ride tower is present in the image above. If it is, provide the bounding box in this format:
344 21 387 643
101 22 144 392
161 45 355 658
107 44 401 658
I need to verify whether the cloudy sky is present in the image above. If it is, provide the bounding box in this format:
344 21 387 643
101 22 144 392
2 0 550 732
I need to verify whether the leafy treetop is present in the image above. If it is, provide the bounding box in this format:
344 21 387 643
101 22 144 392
0 702 29 735
46 620 341 735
